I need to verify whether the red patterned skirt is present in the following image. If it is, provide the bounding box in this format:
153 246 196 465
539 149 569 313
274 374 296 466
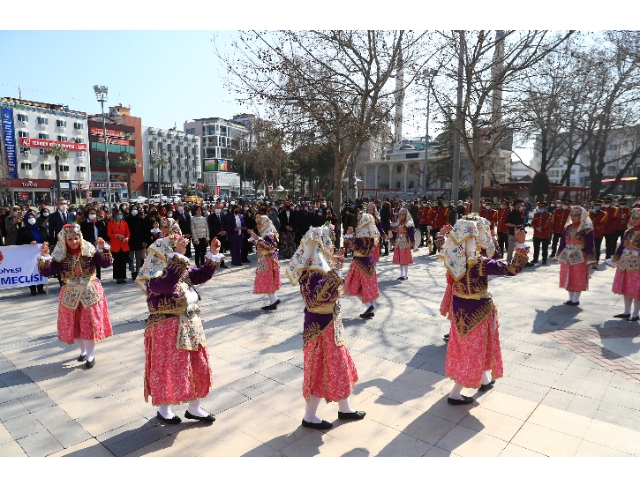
559 261 589 292
373 243 381 263
303 322 358 403
57 285 112 345
445 312 503 389
344 265 379 303
253 257 282 294
144 316 213 406
613 269 640 299
393 247 414 265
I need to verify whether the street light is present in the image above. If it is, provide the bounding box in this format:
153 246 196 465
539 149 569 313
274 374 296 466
93 85 111 211
422 69 438 197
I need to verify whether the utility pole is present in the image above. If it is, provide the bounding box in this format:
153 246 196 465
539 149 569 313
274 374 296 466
451 31 464 216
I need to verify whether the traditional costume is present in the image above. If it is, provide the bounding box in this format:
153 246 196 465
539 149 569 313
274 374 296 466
390 208 415 280
286 226 364 430
609 207 640 321
344 212 380 319
37 224 113 368
252 215 282 311
135 218 221 424
439 216 529 404
366 203 386 262
556 206 596 306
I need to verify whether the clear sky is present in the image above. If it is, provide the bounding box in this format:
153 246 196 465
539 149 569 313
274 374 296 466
0 31 242 129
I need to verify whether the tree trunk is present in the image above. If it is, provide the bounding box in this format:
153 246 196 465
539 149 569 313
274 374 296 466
471 131 482 211
333 160 346 247
55 155 61 202
126 168 132 200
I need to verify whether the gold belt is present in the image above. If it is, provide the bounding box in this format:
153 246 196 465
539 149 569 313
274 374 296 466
307 303 335 314
456 290 491 300
354 251 370 257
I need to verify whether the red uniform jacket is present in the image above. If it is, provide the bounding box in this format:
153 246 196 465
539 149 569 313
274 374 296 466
590 210 608 239
615 207 631 231
603 207 618 235
497 208 509 234
479 209 498 232
552 208 571 234
532 212 553 239
431 205 449 229
418 206 432 226
464 202 473 215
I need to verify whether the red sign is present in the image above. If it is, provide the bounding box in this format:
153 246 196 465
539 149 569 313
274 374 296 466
20 138 87 152
216 186 220 196
90 127 127 138
96 136 130 146
5 178 54 188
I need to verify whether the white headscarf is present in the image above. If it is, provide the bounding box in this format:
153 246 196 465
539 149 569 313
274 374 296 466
355 213 380 238
395 207 415 228
286 226 335 286
51 223 95 261
257 215 278 238
135 219 183 294
366 202 380 221
439 216 496 281
566 205 593 233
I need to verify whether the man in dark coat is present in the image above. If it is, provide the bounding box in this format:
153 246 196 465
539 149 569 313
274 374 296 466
207 201 228 267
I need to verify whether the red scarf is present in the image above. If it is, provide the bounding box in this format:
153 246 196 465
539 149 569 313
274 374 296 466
66 244 82 255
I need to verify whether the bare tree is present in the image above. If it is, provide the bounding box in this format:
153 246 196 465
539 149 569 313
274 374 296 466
215 30 434 239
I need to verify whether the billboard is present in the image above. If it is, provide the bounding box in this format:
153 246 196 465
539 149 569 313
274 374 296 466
1 108 18 178
20 138 87 152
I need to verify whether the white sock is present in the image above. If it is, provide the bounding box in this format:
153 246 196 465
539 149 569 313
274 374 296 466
76 339 86 355
624 296 633 314
268 293 278 305
449 383 464 400
85 340 96 362
481 370 492 386
363 302 372 311
633 300 640 319
573 291 581 303
158 405 175 419
303 395 322 424
187 398 209 417
568 291 575 302
338 398 356 414
404 265 409 278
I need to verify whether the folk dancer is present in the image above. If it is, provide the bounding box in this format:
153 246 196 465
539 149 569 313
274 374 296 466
589 200 608 265
608 207 640 321
248 215 282 311
552 206 596 306
286 226 365 430
344 213 381 319
530 201 554 265
366 202 386 263
136 218 222 424
37 224 113 369
390 208 416 280
438 216 529 405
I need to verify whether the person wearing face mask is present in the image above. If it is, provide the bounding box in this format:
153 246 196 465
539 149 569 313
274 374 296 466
614 198 631 250
80 207 108 280
479 199 499 235
601 196 619 260
278 201 298 259
16 211 48 295
295 203 312 246
268 206 281 231
225 204 245 266
417 198 432 249
5 205 22 246
530 202 554 265
125 205 145 280
496 200 510 257
174 204 192 258
589 200 608 265
608 208 640 321
241 207 256 263
549 199 569 259
429 197 449 255
505 199 526 261
107 209 131 283
37 207 50 228
49 198 75 248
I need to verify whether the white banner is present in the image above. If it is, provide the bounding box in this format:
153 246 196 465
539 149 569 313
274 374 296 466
0 245 48 289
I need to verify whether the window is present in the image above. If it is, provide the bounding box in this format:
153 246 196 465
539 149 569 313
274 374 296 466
37 117 48 125
20 162 32 170
76 152 84 158
408 181 414 189
186 128 195 135
41 164 51 171
167 144 172 151
57 136 68 142
405 153 419 159
17 130 29 138
56 120 66 127
19 147 30 154
38 133 49 140
60 165 70 172
17 114 28 122
396 181 401 189
73 122 84 130
396 165 402 173
75 137 84 144
76 166 87 173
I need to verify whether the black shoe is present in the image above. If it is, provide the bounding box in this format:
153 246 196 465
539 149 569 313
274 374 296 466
273 299 281 307
571 302 580 306
220 263 228 268
542 260 547 265
261 304 277 311
628 316 640 322
37 288 46 294
614 313 631 318
359 311 374 319
525 262 535 268
401 276 408 280
531 260 539 264
479 380 496 391
85 358 95 369
447 396 474 406
132 272 138 280
242 259 250 263
30 289 37 296
157 411 182 424
444 334 449 340
337 411 366 420
397 276 404 280
564 301 574 305
301 419 332 430
185 410 215 423
77 354 86 362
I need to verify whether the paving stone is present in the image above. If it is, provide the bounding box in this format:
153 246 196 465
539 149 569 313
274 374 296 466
32 405 75 429
105 425 168 457
16 430 63 457
19 391 57 413
48 421 93 449
2 413 46 440
0 398 31 421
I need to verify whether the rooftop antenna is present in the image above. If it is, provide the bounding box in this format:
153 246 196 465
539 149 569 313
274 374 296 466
18 84 22 100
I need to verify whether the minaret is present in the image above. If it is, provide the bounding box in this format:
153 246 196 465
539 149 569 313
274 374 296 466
394 46 404 151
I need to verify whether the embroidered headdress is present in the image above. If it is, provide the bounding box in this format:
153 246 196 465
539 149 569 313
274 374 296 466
566 205 593 233
395 207 415 228
439 215 496 281
135 220 183 294
355 212 380 238
257 215 278 238
366 202 380 221
286 226 335 286
51 223 95 262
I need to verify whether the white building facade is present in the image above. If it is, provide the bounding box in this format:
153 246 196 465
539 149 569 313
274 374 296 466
0 97 89 205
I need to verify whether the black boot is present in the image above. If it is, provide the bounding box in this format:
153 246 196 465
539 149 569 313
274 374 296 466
132 272 138 280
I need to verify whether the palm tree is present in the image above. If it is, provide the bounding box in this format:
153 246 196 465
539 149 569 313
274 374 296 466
151 154 169 195
44 144 70 201
113 153 140 200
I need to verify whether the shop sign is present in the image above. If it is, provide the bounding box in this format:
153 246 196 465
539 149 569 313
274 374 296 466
1 108 18 178
20 138 87 152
